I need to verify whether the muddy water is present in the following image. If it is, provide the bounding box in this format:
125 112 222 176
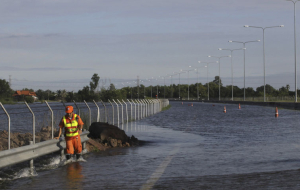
2 102 300 189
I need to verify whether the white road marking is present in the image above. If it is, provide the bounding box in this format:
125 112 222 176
140 146 180 190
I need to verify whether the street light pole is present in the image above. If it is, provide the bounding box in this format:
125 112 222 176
286 0 299 102
199 62 217 101
218 48 245 101
244 25 284 102
207 56 230 101
173 71 183 99
182 67 194 100
151 77 153 98
229 40 260 101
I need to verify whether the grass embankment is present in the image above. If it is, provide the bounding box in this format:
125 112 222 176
162 105 171 111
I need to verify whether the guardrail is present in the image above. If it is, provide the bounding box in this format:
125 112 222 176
0 131 89 173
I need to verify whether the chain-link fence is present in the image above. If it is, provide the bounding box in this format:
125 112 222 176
0 99 169 151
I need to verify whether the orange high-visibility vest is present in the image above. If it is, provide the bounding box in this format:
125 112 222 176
63 114 79 137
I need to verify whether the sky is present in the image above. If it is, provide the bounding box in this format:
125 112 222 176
0 0 299 91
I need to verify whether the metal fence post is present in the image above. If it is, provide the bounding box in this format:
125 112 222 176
45 101 54 139
151 100 155 115
108 100 114 125
0 102 11 149
131 99 136 121
142 100 146 117
122 99 128 123
100 100 107 123
112 99 119 126
84 100 91 127
73 100 81 116
138 100 143 119
135 99 139 120
145 100 149 117
117 99 123 124
140 100 144 118
93 100 100 122
127 99 132 121
142 99 147 117
29 141 34 175
25 101 35 144
143 100 147 117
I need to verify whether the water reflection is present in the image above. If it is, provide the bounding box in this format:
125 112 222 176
66 162 83 189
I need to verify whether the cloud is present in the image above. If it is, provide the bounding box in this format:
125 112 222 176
0 66 92 71
6 34 31 39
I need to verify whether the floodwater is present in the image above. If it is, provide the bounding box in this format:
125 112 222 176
2 101 300 189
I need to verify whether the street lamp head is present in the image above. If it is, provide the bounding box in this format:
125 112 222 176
208 56 211 58
218 48 222 50
257 40 261 42
243 48 246 50
189 66 192 68
280 25 284 27
228 55 232 57
198 61 201 63
228 40 232 43
244 25 249 27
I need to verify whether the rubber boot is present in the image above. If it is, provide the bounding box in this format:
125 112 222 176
76 154 81 160
66 154 71 160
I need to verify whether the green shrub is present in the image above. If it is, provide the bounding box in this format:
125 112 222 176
25 96 34 103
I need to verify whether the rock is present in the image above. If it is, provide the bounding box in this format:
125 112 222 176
89 122 128 143
40 126 52 132
117 140 122 147
125 142 130 147
110 138 118 147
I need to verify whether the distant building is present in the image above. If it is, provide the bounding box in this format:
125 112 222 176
12 90 38 101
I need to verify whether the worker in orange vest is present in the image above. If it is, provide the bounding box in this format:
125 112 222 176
55 106 84 161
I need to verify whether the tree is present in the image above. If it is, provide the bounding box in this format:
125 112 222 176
56 89 67 101
0 79 13 98
286 84 290 92
213 76 222 86
77 86 90 101
90 73 100 92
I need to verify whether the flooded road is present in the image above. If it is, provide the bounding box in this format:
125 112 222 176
2 101 300 189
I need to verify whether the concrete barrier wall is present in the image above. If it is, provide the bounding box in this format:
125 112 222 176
171 100 300 110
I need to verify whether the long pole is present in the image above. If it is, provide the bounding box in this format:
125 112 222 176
263 28 266 102
218 49 244 101
207 58 229 101
294 1 298 102
218 58 221 101
244 25 283 102
229 40 260 101
230 51 233 101
179 73 181 99
197 68 199 100
207 65 209 100
188 71 190 100
171 75 173 98
164 77 165 99
288 1 299 102
151 82 152 98
243 44 246 101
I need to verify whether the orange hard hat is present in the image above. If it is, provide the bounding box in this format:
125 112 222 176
65 106 73 113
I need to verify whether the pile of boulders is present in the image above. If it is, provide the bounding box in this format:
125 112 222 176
87 122 139 150
0 126 58 151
